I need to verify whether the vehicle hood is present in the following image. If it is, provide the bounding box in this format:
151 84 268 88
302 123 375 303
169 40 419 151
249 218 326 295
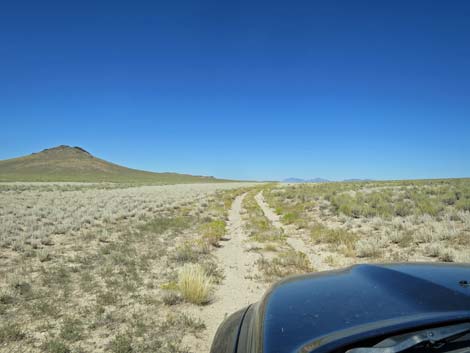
257 263 470 353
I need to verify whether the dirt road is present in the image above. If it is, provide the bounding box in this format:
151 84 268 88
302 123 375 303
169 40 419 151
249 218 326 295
255 191 328 270
190 193 266 352
191 190 328 352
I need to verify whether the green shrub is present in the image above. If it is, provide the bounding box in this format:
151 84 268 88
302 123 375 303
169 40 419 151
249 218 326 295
310 223 358 250
282 211 301 224
201 220 226 246
416 199 442 216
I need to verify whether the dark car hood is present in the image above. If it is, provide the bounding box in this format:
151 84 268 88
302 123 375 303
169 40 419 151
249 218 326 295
257 263 470 353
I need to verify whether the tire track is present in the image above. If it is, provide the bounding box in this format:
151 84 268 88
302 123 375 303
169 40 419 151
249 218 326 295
188 193 266 353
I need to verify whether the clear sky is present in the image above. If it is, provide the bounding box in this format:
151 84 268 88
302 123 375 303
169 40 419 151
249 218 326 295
1 0 469 181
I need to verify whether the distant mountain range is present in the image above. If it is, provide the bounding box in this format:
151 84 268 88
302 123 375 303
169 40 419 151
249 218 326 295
283 177 330 183
282 177 372 183
0 145 228 183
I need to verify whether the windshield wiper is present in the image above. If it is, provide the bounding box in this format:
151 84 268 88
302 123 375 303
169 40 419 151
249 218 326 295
346 323 470 353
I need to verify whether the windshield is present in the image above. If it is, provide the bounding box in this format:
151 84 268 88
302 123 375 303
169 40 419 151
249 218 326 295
347 323 470 353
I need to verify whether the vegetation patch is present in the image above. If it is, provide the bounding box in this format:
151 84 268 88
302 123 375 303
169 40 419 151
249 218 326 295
0 323 25 344
139 216 192 235
177 264 213 305
257 250 314 281
0 183 250 353
200 220 226 246
243 190 285 244
310 222 358 254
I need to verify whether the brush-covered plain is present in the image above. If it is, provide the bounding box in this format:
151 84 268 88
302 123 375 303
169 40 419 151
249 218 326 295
1 178 470 353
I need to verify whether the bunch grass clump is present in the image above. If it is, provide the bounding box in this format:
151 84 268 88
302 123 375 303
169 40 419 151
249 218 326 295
177 264 213 305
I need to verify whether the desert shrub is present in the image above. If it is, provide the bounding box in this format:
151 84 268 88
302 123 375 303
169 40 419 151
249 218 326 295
424 244 441 258
394 201 414 217
200 220 226 246
456 198 470 212
162 291 182 306
366 192 393 217
177 264 212 305
416 198 442 216
310 223 358 251
282 211 301 224
331 194 359 217
0 323 25 344
455 252 470 262
433 221 459 241
438 248 456 262
263 243 278 252
173 242 199 263
41 339 71 353
0 291 15 305
59 317 84 342
415 226 435 244
109 334 133 353
257 250 314 280
201 261 224 284
356 237 384 258
457 211 470 229
388 229 413 247
251 228 284 243
441 192 457 205
194 238 211 254
161 312 206 334
452 231 470 246
96 290 120 306
140 216 191 235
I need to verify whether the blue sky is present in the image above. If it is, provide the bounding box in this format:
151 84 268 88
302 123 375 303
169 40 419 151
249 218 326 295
1 0 469 181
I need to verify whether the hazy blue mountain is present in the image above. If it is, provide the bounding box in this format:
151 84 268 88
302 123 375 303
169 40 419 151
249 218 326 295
283 177 306 183
283 177 330 183
343 178 373 182
283 177 373 183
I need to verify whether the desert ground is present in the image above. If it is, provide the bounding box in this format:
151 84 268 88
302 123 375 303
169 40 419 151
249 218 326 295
1 179 470 353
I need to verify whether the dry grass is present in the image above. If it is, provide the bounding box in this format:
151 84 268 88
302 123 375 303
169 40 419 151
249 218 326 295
0 182 249 251
0 182 252 353
177 264 213 305
256 250 314 281
2 178 469 352
355 237 386 258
